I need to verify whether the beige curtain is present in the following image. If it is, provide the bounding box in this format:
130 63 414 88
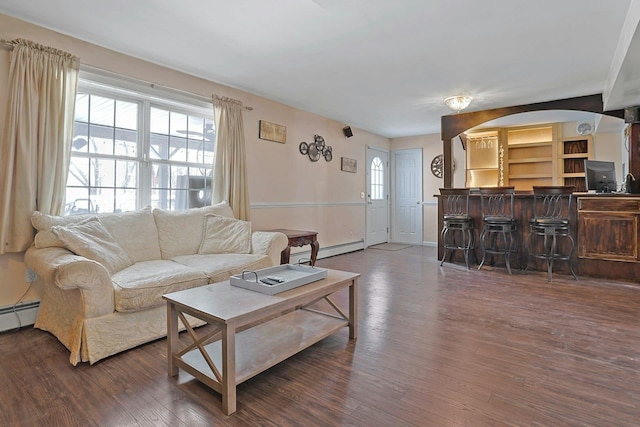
212 96 251 220
0 39 79 254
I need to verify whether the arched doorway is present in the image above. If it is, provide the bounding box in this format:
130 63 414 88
440 93 625 187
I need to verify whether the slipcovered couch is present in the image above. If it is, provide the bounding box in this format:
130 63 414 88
24 202 288 365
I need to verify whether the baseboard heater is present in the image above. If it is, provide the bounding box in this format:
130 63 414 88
289 239 364 265
0 301 39 333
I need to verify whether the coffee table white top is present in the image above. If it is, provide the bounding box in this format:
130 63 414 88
163 268 359 324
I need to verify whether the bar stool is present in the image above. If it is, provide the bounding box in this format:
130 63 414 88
478 187 518 274
525 186 578 282
439 188 475 269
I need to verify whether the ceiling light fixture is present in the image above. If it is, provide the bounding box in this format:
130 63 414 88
444 95 473 113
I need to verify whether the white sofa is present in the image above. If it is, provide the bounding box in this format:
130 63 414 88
24 202 288 365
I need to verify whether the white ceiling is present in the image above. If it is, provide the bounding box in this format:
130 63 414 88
0 0 638 138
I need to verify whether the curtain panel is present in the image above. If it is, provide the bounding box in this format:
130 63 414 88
0 39 79 254
212 96 251 221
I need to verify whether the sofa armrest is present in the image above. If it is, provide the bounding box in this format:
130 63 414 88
251 231 288 266
24 246 115 318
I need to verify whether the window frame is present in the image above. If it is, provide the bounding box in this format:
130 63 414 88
67 70 215 214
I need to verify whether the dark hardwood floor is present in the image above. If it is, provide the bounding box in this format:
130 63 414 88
3 246 640 426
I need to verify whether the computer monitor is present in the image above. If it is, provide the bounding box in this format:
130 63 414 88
584 160 617 193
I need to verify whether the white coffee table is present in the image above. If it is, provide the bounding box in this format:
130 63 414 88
163 268 358 415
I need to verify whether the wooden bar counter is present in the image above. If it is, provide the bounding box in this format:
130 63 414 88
437 192 640 281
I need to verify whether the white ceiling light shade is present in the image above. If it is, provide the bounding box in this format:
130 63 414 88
444 95 473 112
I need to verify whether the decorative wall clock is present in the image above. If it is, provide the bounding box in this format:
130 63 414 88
430 154 455 178
431 154 444 178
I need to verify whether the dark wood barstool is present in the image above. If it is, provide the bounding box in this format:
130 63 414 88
478 187 518 274
525 186 578 282
439 188 475 269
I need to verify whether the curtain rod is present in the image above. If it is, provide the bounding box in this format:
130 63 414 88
1 39 13 50
0 38 79 62
81 64 254 111
212 94 254 111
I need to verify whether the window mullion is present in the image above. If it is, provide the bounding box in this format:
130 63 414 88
139 99 152 208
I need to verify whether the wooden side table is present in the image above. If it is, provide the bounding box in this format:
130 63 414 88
269 229 319 266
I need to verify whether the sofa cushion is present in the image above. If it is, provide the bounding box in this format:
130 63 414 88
51 218 133 275
99 207 161 263
172 253 272 284
112 260 209 312
199 215 252 254
32 207 160 261
153 202 235 259
32 211 93 249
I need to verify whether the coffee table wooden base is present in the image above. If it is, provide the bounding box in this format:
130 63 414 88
164 269 358 415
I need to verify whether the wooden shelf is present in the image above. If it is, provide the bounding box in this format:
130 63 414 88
505 125 558 190
509 174 554 179
561 136 592 192
508 141 553 148
508 157 553 164
179 309 348 387
563 153 589 159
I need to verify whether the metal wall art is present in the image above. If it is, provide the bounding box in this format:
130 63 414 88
299 134 332 162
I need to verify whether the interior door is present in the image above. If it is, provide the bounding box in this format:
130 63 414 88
392 149 423 244
366 146 389 246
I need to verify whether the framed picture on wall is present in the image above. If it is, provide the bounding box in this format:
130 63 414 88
341 157 357 173
259 120 286 143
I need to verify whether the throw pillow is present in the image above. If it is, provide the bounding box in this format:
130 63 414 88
32 210 93 249
51 217 133 274
199 215 252 254
153 201 236 258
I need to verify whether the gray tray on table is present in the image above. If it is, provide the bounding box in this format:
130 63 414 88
230 264 328 295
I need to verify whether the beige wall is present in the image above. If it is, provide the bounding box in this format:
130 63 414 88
0 13 389 307
591 132 625 186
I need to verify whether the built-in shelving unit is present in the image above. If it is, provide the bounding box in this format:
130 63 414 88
561 136 593 192
505 124 559 191
465 130 499 187
466 123 595 191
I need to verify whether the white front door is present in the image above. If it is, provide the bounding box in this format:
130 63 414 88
366 146 389 246
392 149 423 244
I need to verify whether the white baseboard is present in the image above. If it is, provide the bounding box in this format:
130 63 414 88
0 301 39 332
289 239 365 265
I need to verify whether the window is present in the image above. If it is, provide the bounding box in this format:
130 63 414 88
65 77 214 215
370 156 384 200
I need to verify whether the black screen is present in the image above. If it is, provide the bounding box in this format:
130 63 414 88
584 160 616 193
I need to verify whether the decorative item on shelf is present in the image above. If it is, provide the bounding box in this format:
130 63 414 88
299 134 332 162
444 95 473 113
